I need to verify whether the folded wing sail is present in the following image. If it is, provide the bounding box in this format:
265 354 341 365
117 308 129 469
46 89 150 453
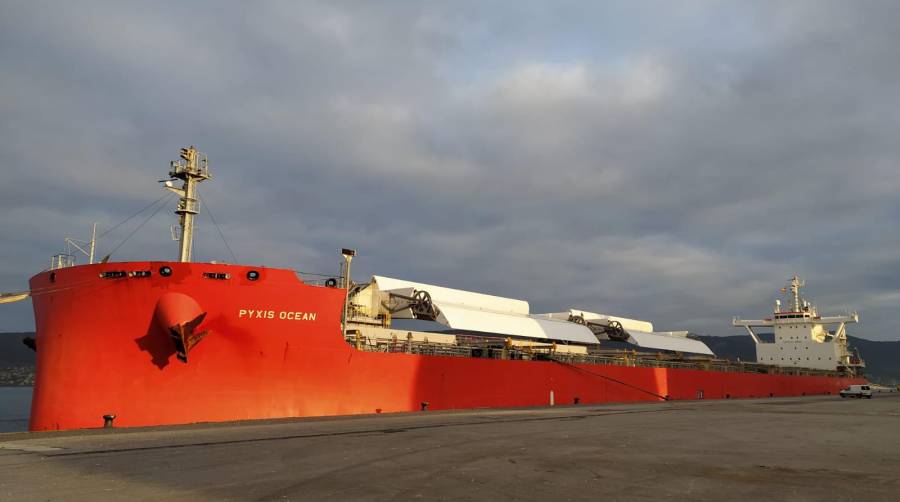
625 330 714 355
372 276 598 344
368 276 714 355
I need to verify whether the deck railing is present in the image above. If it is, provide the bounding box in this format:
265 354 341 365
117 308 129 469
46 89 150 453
346 336 846 378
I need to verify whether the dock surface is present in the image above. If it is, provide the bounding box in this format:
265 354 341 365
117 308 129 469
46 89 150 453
2 395 898 501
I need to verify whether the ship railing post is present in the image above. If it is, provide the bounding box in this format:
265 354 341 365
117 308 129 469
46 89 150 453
88 222 96 264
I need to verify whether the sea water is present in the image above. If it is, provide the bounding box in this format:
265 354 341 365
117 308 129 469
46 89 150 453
0 387 31 432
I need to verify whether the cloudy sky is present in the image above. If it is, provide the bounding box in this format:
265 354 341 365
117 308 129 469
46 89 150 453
1 1 898 340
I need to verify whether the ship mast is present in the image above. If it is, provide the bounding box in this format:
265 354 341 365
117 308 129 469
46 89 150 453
164 146 210 262
788 275 805 312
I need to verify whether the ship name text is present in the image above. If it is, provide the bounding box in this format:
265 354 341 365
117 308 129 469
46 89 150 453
238 309 317 321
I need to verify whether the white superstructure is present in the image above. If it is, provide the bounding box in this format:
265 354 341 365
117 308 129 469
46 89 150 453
732 276 864 372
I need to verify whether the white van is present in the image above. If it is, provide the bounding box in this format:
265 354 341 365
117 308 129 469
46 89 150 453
839 384 873 399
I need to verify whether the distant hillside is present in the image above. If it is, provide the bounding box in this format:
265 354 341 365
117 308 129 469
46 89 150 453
0 332 36 366
698 334 900 385
846 336 900 385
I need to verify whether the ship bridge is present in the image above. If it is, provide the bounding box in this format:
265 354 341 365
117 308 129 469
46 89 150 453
732 276 864 373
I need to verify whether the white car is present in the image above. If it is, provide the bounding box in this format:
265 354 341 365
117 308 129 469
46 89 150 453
840 384 873 399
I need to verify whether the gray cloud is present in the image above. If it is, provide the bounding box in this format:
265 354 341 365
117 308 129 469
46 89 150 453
1 1 898 341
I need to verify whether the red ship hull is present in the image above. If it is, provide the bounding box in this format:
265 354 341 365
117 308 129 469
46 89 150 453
28 262 865 431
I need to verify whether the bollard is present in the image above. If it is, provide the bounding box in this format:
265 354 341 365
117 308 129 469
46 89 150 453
103 414 117 428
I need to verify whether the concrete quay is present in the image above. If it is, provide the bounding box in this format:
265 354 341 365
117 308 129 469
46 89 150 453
1 395 898 501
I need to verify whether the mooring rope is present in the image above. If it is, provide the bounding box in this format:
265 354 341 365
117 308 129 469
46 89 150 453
197 189 238 264
101 193 174 260
551 358 670 401
95 193 172 241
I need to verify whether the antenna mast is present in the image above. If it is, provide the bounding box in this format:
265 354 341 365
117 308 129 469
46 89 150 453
164 146 210 262
788 275 805 312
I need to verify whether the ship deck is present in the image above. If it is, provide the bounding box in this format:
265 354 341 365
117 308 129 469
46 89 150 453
2 395 898 501
350 334 851 378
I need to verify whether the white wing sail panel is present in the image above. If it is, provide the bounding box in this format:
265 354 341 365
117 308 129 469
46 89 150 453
372 276 529 315
626 331 713 355
436 305 598 344
434 304 538 337
532 316 600 344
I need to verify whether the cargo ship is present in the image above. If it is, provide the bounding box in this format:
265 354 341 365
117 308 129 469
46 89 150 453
2 147 866 431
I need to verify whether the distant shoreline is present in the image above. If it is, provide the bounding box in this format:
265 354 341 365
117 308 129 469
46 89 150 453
0 366 35 387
